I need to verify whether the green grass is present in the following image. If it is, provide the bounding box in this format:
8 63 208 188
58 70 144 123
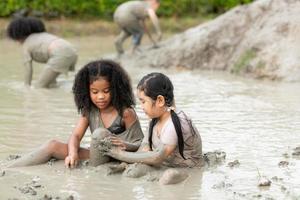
232 49 257 74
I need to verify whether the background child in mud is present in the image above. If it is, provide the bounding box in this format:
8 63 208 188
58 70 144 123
102 72 203 184
9 59 144 168
114 0 162 56
7 17 77 88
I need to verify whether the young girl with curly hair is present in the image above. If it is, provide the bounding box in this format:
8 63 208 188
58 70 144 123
7 17 77 88
9 60 144 168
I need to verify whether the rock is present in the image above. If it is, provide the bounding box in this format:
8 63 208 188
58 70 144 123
203 151 226 166
258 177 271 187
278 161 289 167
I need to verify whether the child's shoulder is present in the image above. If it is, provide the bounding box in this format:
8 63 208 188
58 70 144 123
122 107 137 119
121 107 139 126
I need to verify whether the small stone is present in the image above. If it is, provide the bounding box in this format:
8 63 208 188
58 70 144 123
281 185 287 192
282 153 289 158
278 161 289 167
258 177 271 187
227 160 240 168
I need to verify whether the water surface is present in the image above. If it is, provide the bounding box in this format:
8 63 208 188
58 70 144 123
0 36 299 199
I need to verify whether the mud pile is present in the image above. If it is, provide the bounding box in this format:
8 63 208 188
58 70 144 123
119 0 300 81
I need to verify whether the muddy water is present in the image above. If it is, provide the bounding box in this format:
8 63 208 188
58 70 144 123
0 36 300 200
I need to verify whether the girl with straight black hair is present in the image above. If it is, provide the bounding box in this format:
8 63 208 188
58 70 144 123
102 72 203 184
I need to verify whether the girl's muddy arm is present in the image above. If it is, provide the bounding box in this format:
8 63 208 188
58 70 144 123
65 116 88 167
109 136 140 152
24 60 33 86
104 144 175 166
122 141 140 152
22 48 33 86
137 142 151 152
142 20 157 46
147 8 162 40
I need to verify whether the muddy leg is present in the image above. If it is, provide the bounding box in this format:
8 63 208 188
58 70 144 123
8 140 68 167
90 128 112 167
159 168 189 185
106 162 128 175
123 163 155 178
35 67 60 88
115 30 130 57
131 32 143 55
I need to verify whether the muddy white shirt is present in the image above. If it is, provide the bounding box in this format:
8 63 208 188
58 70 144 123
22 32 77 74
23 32 58 65
144 110 203 167
114 1 149 23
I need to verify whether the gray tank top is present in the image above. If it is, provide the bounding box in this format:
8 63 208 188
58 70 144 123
88 105 144 145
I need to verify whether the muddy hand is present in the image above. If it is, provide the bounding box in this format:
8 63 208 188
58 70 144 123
98 137 113 153
64 154 79 169
109 136 126 150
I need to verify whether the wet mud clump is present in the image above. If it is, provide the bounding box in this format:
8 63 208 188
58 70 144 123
292 146 300 158
203 150 226 167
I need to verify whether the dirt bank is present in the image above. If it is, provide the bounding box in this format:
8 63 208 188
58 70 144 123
116 0 300 82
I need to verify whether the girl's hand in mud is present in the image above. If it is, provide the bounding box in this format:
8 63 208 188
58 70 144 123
64 154 79 168
109 136 127 150
103 146 122 157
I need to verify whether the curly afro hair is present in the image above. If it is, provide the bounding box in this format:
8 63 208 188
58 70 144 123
72 59 135 117
7 17 45 40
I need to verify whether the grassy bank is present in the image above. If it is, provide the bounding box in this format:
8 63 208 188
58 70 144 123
0 15 214 39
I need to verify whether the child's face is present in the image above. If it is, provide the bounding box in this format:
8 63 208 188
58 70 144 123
89 78 112 110
137 90 164 119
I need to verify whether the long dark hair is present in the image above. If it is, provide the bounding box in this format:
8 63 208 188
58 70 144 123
72 59 135 117
7 17 45 40
137 72 185 159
